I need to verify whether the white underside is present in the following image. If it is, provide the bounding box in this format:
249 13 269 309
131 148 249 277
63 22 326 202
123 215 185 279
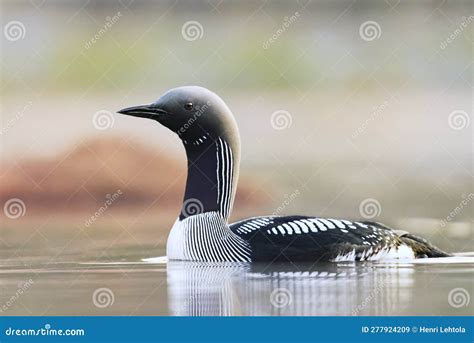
331 244 416 262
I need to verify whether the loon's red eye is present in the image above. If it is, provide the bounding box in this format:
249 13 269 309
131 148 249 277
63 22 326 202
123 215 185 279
184 102 193 111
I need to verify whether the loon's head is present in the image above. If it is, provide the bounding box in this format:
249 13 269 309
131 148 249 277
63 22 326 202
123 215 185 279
118 86 239 145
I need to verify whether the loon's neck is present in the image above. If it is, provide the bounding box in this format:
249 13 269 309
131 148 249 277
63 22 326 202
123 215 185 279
180 135 240 222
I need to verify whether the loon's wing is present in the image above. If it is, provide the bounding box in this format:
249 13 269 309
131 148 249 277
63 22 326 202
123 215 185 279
229 216 448 262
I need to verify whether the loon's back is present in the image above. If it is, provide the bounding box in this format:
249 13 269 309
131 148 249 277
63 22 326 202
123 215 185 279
230 216 450 262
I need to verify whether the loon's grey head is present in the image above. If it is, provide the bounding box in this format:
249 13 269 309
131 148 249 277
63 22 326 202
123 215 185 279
118 86 239 145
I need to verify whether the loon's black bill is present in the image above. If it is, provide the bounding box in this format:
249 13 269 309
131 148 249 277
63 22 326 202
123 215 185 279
117 104 166 119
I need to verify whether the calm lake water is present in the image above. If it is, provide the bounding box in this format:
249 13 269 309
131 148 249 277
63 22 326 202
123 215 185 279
1 247 473 316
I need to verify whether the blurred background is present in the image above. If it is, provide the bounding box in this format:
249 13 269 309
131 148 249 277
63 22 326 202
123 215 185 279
1 0 472 263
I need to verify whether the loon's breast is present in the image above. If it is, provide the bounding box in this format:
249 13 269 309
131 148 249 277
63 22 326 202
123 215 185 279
167 212 251 262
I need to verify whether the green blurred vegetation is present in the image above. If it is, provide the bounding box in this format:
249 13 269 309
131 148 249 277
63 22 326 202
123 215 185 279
1 0 472 94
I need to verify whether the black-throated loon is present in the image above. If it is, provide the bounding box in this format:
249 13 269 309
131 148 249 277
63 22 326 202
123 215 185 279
117 86 449 262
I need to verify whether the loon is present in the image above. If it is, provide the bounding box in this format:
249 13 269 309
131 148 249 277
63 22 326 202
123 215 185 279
117 86 450 263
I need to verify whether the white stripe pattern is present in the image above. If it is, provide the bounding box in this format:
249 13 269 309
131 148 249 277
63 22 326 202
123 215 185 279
167 211 251 262
246 217 377 238
235 217 273 234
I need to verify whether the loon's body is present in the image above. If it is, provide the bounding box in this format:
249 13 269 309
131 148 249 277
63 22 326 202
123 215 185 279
118 86 449 262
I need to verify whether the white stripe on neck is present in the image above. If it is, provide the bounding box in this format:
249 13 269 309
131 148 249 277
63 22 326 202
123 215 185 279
216 138 234 220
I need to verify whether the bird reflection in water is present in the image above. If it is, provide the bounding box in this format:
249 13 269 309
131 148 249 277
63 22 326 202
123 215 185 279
167 261 414 316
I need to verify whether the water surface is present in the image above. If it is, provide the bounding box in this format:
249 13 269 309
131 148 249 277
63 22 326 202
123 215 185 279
1 248 472 316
